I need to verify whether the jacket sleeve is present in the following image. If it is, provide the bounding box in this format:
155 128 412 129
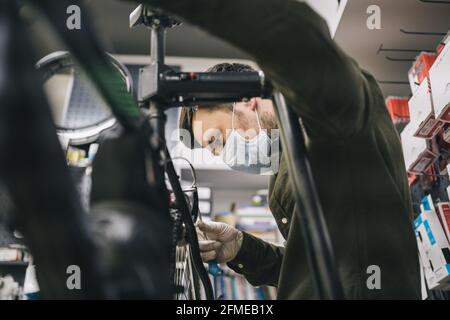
227 232 284 287
135 0 368 142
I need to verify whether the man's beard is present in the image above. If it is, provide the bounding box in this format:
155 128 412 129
260 111 278 133
235 109 278 136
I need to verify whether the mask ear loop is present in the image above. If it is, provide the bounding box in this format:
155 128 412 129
254 104 263 134
232 103 236 130
233 101 263 137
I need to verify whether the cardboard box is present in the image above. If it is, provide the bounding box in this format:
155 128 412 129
419 256 429 299
409 78 443 139
437 202 450 242
429 40 450 122
407 173 418 186
416 198 440 290
415 209 450 289
436 31 450 57
420 194 434 212
417 233 439 290
409 52 437 93
385 96 410 131
441 125 450 144
401 121 438 174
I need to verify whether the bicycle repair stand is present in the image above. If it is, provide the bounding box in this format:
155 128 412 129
130 4 345 300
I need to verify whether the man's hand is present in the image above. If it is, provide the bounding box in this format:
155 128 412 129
197 220 243 263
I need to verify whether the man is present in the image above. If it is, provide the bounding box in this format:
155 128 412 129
147 0 421 299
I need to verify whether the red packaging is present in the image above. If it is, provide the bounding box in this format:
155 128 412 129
385 96 410 125
401 121 439 174
436 202 450 241
408 78 443 139
408 52 437 92
436 32 450 57
442 125 450 144
408 173 418 186
408 150 438 174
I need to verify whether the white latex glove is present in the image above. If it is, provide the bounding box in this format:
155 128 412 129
197 220 243 263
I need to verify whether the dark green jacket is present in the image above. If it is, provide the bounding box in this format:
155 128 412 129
143 0 421 299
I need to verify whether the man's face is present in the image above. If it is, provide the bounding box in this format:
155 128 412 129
192 98 275 156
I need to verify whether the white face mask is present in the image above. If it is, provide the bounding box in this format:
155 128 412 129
220 103 279 175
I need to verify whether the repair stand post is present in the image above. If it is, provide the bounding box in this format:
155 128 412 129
131 5 215 300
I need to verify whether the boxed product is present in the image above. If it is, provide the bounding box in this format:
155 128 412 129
408 52 437 93
416 198 439 291
419 257 429 300
436 31 450 57
429 39 450 122
440 124 450 145
401 121 438 174
408 78 443 139
420 194 434 212
385 96 410 131
437 202 450 242
417 233 439 290
415 206 450 289
407 173 418 186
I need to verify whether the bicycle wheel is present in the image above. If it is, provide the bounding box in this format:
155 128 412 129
174 243 202 300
